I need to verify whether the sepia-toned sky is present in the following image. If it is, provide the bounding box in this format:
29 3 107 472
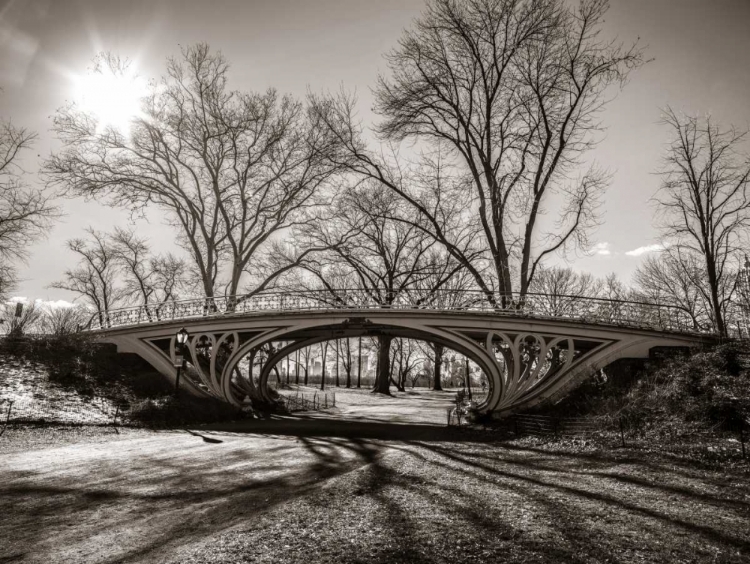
1 0 749 302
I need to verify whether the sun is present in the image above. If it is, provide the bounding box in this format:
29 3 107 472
74 59 148 135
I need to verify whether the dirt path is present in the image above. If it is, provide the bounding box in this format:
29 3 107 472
2 391 749 563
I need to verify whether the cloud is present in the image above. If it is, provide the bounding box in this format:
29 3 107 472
593 242 611 255
40 299 77 309
8 297 77 309
625 243 668 257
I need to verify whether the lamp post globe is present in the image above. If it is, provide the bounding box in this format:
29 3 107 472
174 328 190 397
177 327 190 347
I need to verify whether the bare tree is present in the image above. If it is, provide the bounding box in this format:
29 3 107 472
530 266 600 296
300 345 313 386
111 228 154 307
392 338 422 391
416 340 445 391
111 228 187 317
1 301 42 337
0 116 58 299
49 228 124 326
340 338 353 388
39 304 90 336
655 109 750 336
529 265 601 315
312 0 644 302
293 181 469 395
45 45 339 300
150 253 186 308
633 250 713 331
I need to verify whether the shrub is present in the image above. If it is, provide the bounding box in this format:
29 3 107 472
547 342 750 432
127 395 239 427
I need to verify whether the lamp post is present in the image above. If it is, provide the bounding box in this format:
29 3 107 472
174 327 189 397
195 335 211 357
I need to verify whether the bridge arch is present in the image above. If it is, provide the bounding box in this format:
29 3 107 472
91 291 717 416
221 321 504 409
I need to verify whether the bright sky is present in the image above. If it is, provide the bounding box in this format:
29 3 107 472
1 0 749 302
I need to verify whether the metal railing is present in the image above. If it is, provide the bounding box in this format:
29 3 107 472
276 390 336 412
85 289 710 335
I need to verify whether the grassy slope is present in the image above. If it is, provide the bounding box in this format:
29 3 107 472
0 335 238 427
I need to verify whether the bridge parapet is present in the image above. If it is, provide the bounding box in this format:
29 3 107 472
87 289 707 336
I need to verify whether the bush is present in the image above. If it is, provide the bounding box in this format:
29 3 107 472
627 341 750 430
546 342 750 433
128 395 239 427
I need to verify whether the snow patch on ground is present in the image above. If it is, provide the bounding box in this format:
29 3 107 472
0 358 118 424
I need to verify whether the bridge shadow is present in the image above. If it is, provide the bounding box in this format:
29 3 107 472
200 413 495 443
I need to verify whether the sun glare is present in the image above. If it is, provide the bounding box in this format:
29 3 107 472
74 64 148 135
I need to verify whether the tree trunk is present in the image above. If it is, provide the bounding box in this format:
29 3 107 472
295 349 300 385
304 347 309 386
345 338 352 388
394 341 406 391
320 342 328 391
373 335 392 395
357 337 362 388
388 348 401 390
432 343 443 391
249 349 257 385
705 254 727 337
375 347 379 390
335 340 340 387
465 357 472 400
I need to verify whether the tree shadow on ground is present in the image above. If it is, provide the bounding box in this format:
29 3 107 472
0 431 385 563
3 414 750 564
197 416 750 563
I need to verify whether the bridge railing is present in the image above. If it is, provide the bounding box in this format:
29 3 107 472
85 289 711 335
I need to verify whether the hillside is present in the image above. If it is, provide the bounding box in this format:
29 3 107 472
0 335 236 427
545 342 749 429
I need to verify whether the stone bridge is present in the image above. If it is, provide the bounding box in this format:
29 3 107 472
89 290 717 415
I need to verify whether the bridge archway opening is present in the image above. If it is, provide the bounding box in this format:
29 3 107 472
219 321 503 423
